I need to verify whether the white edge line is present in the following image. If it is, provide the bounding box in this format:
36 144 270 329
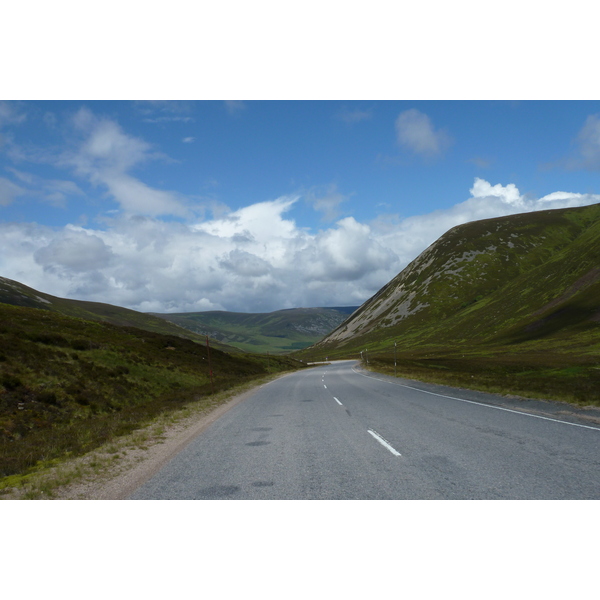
334 397 343 406
352 367 600 432
368 429 401 456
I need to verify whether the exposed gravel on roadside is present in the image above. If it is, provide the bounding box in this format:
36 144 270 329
65 386 261 499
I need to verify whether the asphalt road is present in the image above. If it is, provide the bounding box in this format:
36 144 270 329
130 360 600 499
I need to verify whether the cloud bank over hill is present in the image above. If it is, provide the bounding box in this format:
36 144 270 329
1 178 599 313
2 102 600 313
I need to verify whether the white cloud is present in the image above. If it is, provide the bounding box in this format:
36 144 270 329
395 109 451 158
182 137 195 143
2 179 599 314
470 178 523 206
61 108 190 217
34 228 114 273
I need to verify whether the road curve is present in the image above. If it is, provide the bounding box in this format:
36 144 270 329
129 360 600 499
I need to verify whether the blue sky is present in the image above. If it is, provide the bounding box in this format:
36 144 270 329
2 2 599 314
1 99 600 313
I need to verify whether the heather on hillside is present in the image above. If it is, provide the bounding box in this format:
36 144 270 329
0 303 304 481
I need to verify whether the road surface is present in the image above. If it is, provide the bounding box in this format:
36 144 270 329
130 360 600 499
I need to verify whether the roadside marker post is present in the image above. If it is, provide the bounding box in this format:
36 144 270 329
394 341 397 378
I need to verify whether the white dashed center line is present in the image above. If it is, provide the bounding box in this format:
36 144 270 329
333 397 343 406
368 429 401 457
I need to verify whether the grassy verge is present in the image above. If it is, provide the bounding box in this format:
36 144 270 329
363 349 600 406
0 372 283 499
0 303 305 493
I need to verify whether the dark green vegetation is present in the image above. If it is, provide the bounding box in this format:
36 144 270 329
0 302 305 484
153 307 358 354
0 276 235 353
299 204 600 405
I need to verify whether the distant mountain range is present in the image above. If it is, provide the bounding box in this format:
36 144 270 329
151 307 359 354
0 276 357 355
306 203 600 364
0 276 238 352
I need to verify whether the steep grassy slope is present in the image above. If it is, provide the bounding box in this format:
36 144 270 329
0 302 305 482
299 204 600 404
153 307 359 354
0 277 235 353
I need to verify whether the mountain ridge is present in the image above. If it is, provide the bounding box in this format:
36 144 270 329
299 203 600 404
313 203 600 353
0 276 357 355
151 306 359 354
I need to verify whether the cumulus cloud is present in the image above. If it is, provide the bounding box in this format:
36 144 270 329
34 228 114 273
395 109 452 158
2 179 599 314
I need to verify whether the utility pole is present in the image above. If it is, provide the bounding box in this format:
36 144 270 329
206 336 214 394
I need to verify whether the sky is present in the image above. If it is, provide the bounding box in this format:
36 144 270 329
1 99 600 313
2 2 599 315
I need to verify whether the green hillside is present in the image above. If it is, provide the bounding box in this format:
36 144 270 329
0 277 235 353
0 302 305 484
299 204 600 405
152 306 358 354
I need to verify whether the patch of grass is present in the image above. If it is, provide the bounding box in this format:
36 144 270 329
0 302 306 485
0 370 286 499
364 349 600 406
